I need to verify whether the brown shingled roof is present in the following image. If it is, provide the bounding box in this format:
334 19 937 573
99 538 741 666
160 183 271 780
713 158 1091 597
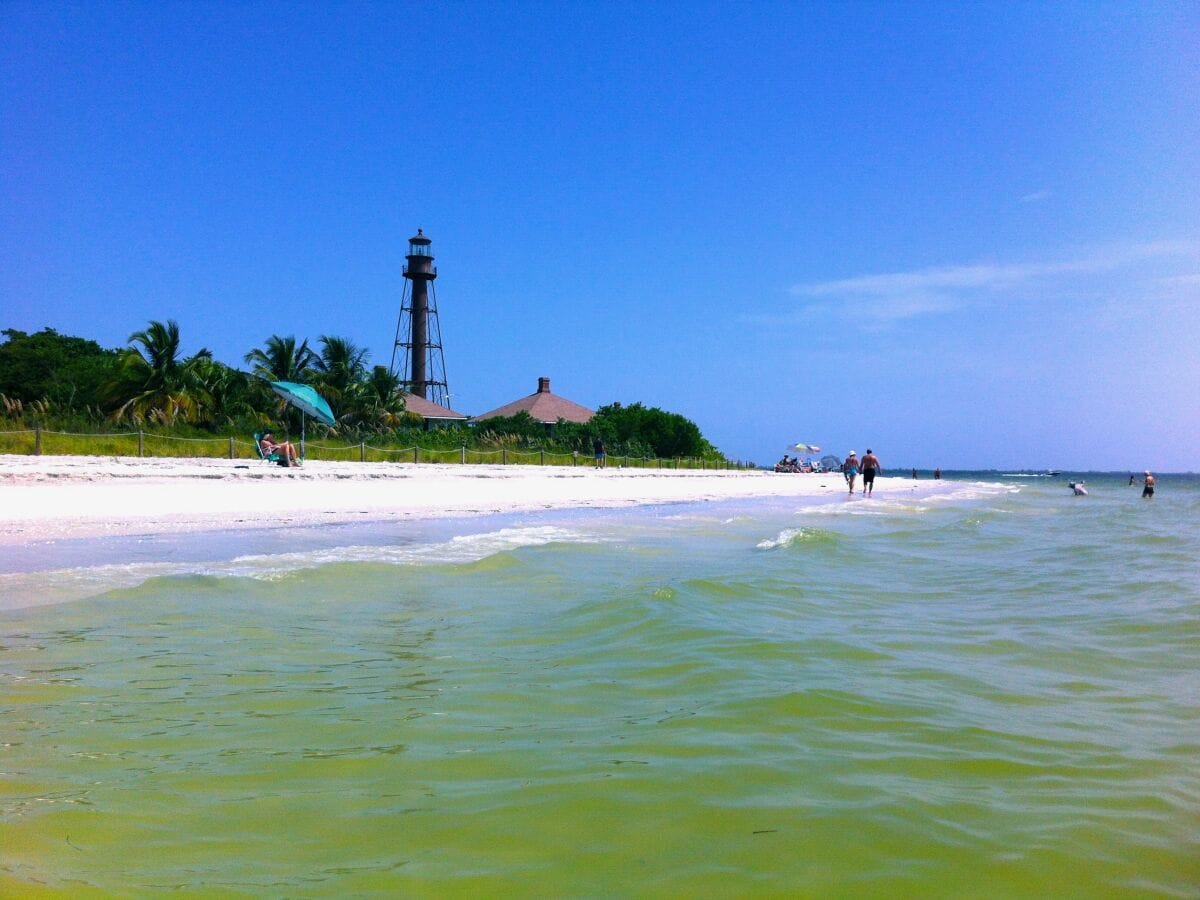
472 377 594 425
400 392 469 421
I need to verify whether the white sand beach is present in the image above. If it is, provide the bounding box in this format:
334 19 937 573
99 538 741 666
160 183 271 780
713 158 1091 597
0 454 935 545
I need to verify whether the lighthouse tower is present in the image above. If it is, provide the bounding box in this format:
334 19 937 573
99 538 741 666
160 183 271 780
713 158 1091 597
390 229 450 406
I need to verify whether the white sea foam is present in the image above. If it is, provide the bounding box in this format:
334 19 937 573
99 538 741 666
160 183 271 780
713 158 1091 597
787 499 924 517
757 527 808 549
221 525 598 578
923 483 1018 503
0 525 603 610
757 481 1015 538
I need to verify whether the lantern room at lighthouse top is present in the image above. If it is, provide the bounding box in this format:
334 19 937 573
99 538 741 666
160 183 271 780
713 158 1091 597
407 229 433 258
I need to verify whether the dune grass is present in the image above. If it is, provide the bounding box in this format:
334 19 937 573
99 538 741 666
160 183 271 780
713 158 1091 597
0 429 739 469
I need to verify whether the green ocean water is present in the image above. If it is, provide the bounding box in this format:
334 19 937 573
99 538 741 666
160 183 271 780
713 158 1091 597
2 475 1198 896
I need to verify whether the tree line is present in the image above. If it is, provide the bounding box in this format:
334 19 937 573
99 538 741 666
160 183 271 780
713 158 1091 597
0 324 725 460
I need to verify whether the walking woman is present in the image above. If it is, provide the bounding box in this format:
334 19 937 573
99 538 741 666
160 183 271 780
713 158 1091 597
842 451 859 495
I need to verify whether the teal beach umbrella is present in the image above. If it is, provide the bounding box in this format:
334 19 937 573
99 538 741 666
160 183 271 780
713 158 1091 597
269 381 335 459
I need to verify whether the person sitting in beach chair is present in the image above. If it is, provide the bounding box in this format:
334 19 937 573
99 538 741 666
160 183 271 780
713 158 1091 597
256 431 300 467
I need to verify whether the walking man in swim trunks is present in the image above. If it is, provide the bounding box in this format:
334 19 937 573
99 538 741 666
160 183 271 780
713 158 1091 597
860 448 882 496
1142 471 1155 498
842 451 859 495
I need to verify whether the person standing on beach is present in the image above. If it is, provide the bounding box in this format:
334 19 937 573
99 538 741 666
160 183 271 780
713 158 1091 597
593 437 606 469
860 449 882 496
842 451 859 495
1142 471 1155 498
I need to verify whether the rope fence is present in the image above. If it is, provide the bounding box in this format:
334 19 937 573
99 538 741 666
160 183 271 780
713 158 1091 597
0 427 751 470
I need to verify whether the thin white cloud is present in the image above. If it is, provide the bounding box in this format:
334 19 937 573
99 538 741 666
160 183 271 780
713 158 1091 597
1020 190 1052 203
797 258 1100 298
1157 273 1200 287
787 241 1199 323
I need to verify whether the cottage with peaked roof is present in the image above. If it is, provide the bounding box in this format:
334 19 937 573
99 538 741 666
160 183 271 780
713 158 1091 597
400 392 469 430
472 377 594 426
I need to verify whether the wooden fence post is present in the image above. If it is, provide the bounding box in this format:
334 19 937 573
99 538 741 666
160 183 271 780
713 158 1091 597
502 449 507 465
229 437 235 459
138 430 144 457
34 425 42 456
461 446 467 465
413 447 419 464
540 450 545 466
360 442 366 462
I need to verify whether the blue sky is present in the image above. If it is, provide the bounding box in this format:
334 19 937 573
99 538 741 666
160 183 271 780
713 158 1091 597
3 2 1197 470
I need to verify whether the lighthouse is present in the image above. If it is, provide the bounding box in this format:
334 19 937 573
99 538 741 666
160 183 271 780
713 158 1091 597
390 229 450 406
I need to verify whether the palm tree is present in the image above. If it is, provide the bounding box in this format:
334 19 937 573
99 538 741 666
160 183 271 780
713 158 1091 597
191 357 252 427
106 320 213 424
243 335 317 383
349 365 408 430
312 335 369 406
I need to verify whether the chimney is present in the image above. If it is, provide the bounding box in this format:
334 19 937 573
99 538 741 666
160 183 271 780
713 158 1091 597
537 376 551 394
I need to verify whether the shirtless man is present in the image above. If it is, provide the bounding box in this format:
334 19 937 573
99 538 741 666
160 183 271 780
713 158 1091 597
860 449 882 496
1142 471 1155 498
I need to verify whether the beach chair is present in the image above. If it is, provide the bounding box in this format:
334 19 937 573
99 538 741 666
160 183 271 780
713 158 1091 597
253 432 289 466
